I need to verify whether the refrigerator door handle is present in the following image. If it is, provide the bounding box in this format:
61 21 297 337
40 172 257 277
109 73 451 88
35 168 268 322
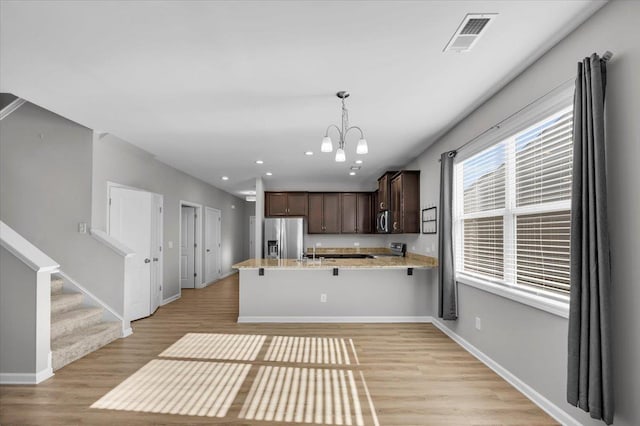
281 220 286 260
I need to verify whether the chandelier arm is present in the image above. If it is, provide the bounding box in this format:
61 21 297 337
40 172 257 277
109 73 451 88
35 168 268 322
345 126 365 140
324 124 343 138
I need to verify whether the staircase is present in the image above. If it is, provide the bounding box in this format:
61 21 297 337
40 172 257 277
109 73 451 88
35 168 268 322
51 275 120 371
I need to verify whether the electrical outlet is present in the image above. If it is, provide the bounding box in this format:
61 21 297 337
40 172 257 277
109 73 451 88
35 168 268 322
475 317 482 330
315 242 322 247
411 246 416 251
168 241 174 249
354 242 360 247
320 293 327 303
78 222 88 234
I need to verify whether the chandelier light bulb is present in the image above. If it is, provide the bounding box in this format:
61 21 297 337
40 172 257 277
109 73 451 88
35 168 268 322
356 138 368 155
335 148 346 162
321 136 333 153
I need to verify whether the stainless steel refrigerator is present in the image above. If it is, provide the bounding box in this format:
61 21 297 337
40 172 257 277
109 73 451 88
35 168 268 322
263 218 304 260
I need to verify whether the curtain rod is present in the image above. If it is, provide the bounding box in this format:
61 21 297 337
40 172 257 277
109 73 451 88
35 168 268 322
438 50 614 161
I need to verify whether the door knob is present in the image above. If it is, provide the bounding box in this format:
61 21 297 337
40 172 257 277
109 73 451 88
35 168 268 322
206 249 210 252
144 258 151 263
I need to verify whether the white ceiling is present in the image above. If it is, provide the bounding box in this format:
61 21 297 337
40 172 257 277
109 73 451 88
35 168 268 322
0 0 605 197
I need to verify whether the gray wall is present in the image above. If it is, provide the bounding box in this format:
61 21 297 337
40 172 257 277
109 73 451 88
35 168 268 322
397 1 640 424
92 134 250 301
0 247 37 374
0 102 126 315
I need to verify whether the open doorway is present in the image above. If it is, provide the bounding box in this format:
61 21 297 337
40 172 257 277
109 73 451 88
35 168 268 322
179 201 202 289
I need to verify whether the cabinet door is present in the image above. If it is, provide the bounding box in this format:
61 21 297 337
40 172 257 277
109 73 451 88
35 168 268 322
391 175 402 233
266 192 287 216
401 172 421 233
340 193 358 233
378 175 389 211
357 193 373 234
287 193 308 216
323 193 341 233
307 193 324 234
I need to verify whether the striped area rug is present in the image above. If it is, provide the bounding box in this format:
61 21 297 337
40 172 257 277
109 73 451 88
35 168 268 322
159 333 266 361
91 359 251 417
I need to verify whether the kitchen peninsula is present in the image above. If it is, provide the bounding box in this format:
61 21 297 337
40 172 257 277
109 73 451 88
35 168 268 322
233 250 437 323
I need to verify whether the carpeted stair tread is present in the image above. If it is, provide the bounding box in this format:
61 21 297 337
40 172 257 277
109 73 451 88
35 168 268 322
51 276 64 295
51 292 83 314
52 322 121 371
51 307 103 340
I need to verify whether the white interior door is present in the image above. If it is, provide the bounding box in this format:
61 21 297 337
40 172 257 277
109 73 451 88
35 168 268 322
150 194 163 313
109 187 152 322
180 206 196 288
249 216 255 259
205 207 221 284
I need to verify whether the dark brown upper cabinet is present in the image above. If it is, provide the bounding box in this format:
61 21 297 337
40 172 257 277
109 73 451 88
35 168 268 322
265 192 308 217
390 171 420 233
377 171 397 212
340 193 372 234
308 193 341 234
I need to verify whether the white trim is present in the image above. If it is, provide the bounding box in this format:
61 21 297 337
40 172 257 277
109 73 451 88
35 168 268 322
457 273 569 318
237 316 434 323
179 201 204 290
90 228 135 257
431 318 580 426
0 368 53 385
0 221 60 273
161 293 181 306
0 97 27 120
56 270 132 337
122 327 133 338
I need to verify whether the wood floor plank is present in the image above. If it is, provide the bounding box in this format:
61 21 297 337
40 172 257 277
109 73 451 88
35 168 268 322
0 273 558 425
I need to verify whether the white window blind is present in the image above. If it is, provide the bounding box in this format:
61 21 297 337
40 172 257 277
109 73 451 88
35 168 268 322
455 105 573 296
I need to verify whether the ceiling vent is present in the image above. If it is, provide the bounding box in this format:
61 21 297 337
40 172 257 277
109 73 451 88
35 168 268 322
444 13 497 53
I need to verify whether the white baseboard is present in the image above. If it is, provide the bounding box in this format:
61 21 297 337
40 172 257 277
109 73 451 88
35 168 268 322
430 318 580 426
161 293 181 306
203 270 237 288
0 368 54 385
237 315 434 323
121 327 133 338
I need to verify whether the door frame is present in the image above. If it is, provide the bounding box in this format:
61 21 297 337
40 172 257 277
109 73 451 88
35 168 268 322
179 200 203 292
204 206 222 285
107 181 164 316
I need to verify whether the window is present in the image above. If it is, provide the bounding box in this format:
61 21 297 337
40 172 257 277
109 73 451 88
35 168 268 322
454 105 573 300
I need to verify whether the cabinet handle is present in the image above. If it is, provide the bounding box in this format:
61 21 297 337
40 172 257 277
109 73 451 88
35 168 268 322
393 221 398 231
380 202 384 209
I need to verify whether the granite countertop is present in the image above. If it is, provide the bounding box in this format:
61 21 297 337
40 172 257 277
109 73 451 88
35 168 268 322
232 252 437 270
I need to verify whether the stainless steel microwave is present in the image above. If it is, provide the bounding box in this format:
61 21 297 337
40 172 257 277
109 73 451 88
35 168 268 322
376 210 391 233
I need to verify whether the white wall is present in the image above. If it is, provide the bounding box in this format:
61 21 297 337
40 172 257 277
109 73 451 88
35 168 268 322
92 134 250 301
399 1 640 424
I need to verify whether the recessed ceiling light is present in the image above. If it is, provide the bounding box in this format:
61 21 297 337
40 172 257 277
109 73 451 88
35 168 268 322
265 172 273 176
221 176 229 181
255 160 264 164
349 171 356 176
305 151 314 156
355 160 363 164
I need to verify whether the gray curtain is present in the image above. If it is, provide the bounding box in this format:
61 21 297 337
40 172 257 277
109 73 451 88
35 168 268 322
567 53 613 424
438 150 457 320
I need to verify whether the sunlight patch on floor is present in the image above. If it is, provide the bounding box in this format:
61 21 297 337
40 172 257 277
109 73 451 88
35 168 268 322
264 336 359 366
91 359 251 417
238 365 365 425
159 333 266 361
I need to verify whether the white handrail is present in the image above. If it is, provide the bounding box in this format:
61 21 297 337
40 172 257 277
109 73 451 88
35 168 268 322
0 221 59 272
90 228 135 257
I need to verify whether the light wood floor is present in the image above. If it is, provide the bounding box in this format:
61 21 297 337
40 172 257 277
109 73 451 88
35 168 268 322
0 273 557 425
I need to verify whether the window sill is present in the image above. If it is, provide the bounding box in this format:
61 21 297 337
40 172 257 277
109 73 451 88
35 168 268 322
456 273 570 319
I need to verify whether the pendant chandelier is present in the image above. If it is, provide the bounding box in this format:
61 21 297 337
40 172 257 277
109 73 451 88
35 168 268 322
321 91 368 162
